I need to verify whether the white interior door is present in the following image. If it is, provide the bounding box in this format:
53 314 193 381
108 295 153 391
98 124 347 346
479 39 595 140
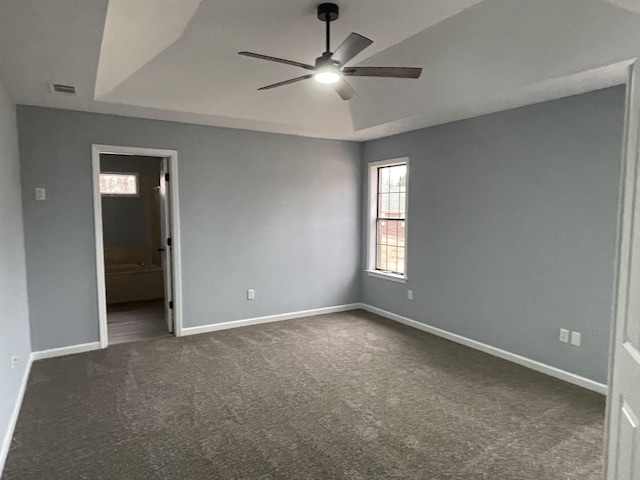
605 60 640 480
159 158 174 333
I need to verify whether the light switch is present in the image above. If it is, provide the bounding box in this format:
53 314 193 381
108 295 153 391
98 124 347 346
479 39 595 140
559 328 570 343
35 187 46 200
571 331 581 347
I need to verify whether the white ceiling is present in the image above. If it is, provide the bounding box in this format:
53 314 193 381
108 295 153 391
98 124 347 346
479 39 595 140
0 0 638 141
606 0 640 13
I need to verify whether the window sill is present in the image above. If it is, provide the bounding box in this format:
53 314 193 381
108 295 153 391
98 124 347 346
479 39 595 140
365 270 407 284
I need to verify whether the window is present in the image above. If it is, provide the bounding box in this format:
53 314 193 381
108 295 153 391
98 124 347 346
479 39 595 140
99 173 138 196
368 159 408 281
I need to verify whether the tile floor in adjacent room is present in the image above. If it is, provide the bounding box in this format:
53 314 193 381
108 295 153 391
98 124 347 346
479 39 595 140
107 299 169 345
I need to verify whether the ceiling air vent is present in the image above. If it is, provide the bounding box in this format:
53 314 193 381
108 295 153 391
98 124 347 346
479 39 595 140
50 83 76 95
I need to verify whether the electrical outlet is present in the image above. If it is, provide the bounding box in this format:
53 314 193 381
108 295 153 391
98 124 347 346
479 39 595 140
407 290 413 300
571 331 581 347
10 356 19 369
247 289 255 300
35 187 46 200
559 328 570 343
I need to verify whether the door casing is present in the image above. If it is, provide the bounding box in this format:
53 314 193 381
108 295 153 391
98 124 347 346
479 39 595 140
603 57 640 480
91 144 184 347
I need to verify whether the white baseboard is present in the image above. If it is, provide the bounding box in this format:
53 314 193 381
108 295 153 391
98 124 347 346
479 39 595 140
181 303 363 336
0 353 33 475
361 304 608 395
31 341 101 361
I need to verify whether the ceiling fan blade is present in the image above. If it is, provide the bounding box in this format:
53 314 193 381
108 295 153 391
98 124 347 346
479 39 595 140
257 74 314 91
239 52 315 71
343 67 423 79
331 33 373 66
334 79 356 101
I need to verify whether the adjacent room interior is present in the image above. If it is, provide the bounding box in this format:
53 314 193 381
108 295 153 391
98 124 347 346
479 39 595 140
99 154 170 345
1 1 640 479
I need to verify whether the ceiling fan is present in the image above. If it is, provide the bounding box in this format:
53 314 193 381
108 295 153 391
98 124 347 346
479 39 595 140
238 3 423 101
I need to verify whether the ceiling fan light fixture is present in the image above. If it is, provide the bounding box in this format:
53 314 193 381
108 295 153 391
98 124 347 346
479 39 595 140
314 68 341 84
239 3 422 100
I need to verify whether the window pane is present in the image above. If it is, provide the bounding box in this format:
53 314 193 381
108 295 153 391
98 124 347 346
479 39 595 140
379 166 390 194
397 247 405 275
399 192 406 215
377 245 405 275
378 193 391 217
376 244 388 271
398 221 406 247
390 246 399 273
377 220 387 245
389 165 405 193
387 192 401 218
100 173 138 195
387 221 398 246
398 165 407 192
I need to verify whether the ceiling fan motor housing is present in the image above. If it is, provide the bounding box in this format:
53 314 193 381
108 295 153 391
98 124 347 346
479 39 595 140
317 3 339 22
315 52 339 69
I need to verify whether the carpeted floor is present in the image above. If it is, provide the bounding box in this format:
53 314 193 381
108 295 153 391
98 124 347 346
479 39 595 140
4 310 605 479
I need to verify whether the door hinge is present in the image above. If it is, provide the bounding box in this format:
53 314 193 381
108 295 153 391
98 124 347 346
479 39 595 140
169 301 173 309
167 237 172 247
164 173 170 182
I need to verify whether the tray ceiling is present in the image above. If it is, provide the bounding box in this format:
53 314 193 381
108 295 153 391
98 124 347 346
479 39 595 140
0 0 638 141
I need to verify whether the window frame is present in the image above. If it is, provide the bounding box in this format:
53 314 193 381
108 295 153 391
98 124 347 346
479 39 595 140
366 157 409 283
99 172 140 197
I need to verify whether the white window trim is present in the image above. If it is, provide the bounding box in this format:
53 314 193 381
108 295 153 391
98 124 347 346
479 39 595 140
99 171 140 197
366 157 409 283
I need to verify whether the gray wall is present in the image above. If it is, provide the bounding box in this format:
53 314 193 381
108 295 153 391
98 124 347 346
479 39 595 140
18 107 361 351
0 80 31 466
100 155 161 249
15 88 624 384
361 86 625 384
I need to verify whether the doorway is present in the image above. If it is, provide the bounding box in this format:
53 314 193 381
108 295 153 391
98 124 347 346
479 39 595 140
92 145 183 347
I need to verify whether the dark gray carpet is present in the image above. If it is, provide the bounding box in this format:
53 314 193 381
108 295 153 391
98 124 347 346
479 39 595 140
4 310 604 479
